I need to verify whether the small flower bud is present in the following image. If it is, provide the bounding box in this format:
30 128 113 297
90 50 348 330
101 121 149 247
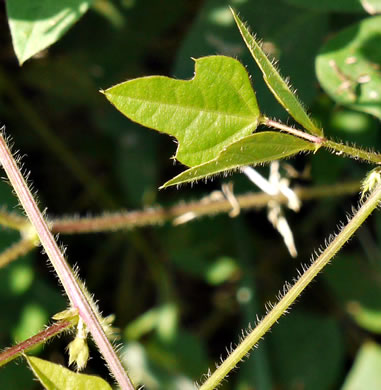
361 167 381 200
68 336 89 371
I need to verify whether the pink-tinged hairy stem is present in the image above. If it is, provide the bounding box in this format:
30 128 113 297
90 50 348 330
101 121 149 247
0 129 135 390
0 321 73 367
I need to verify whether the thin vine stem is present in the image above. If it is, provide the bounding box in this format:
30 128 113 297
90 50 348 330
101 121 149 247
323 139 381 164
0 321 74 367
263 117 381 164
199 183 381 390
49 181 358 233
0 181 359 234
0 129 135 390
263 117 325 144
0 237 36 269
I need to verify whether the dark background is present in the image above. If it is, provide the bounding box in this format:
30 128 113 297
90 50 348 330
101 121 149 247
1 1 381 389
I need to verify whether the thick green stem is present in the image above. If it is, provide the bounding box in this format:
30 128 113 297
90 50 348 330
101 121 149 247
199 184 381 390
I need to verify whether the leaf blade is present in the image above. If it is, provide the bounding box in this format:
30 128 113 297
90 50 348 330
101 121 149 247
6 0 91 65
316 15 381 120
161 131 315 187
231 8 323 137
26 356 112 390
104 55 260 167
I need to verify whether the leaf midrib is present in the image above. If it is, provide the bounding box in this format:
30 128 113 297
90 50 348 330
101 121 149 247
114 94 258 122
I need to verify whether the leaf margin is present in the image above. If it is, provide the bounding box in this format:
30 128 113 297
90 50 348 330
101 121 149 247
161 131 316 188
230 7 324 137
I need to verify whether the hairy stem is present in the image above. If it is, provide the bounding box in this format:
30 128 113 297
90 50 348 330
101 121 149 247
263 118 381 165
0 321 73 367
0 182 360 236
199 184 381 390
0 130 134 390
0 210 29 231
0 237 36 269
323 139 381 164
49 181 359 234
263 118 325 144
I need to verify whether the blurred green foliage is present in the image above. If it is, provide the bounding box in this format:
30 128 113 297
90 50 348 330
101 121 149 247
1 1 381 389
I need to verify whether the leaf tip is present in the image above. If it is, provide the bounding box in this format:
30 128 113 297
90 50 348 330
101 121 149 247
159 181 171 190
229 6 237 16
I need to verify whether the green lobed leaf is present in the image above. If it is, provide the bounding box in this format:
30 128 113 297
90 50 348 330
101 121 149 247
26 356 112 390
104 55 260 167
162 131 315 188
283 0 381 13
231 8 324 137
6 0 91 65
342 342 381 389
316 16 381 120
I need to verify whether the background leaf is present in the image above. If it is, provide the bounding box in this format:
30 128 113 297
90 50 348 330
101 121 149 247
323 254 381 333
283 0 381 13
268 310 344 390
162 132 315 187
105 55 260 167
173 0 329 123
6 0 91 65
342 342 381 389
26 356 112 390
1 1 380 389
316 16 381 120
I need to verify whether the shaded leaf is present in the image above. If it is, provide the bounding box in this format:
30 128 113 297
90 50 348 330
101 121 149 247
174 1 328 122
162 131 315 188
26 356 112 390
104 55 260 167
342 342 381 389
269 310 344 390
323 254 381 333
205 256 239 285
316 16 381 120
283 0 381 13
6 0 91 65
231 8 323 136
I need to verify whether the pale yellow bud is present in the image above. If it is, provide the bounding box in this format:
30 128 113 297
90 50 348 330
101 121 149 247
68 336 89 371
